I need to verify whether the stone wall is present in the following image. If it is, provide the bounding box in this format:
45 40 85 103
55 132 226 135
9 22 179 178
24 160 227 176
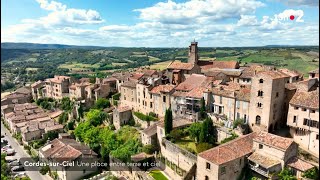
133 114 156 129
160 138 197 173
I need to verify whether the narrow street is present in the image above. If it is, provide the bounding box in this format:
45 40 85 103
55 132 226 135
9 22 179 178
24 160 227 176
1 121 51 180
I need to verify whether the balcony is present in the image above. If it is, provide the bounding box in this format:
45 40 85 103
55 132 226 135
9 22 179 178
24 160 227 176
249 164 269 177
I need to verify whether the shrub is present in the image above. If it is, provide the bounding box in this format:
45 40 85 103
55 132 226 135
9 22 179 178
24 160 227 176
233 118 245 129
302 167 319 180
39 165 50 175
220 133 238 144
148 112 157 118
196 143 213 153
169 129 184 141
142 144 157 154
133 112 157 121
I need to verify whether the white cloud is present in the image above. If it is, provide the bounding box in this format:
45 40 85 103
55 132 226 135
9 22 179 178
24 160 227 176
135 0 265 24
237 15 259 26
1 0 318 47
276 0 319 7
36 0 66 11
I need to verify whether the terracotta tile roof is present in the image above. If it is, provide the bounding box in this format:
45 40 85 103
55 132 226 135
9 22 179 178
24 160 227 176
15 87 31 95
141 124 158 136
150 84 175 94
198 60 214 70
142 69 157 76
287 157 314 172
45 124 64 132
41 138 97 161
278 68 302 77
211 61 239 69
121 80 137 88
186 87 207 99
103 77 117 83
130 73 145 80
158 119 193 129
167 61 195 70
221 69 243 77
172 91 188 97
116 106 132 113
210 83 251 101
203 70 224 77
4 93 27 99
239 65 273 78
290 89 319 109
256 71 290 79
48 110 63 119
175 74 207 91
31 80 44 88
254 131 294 151
131 152 153 162
248 152 281 168
199 132 257 165
112 72 131 81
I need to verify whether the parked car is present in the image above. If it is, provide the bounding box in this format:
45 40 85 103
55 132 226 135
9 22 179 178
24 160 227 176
1 139 8 144
1 144 12 151
13 172 27 178
6 149 15 156
9 160 21 167
11 165 25 172
5 157 17 163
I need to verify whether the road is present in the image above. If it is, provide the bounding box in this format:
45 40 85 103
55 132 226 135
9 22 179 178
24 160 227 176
1 121 51 180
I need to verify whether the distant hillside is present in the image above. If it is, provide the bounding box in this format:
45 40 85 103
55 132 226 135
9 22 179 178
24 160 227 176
1 42 104 49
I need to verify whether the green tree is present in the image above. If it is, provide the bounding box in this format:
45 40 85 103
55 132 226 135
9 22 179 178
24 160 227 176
142 144 157 154
188 122 202 143
94 98 111 109
278 168 297 180
200 117 216 144
60 97 73 111
77 104 84 120
164 108 173 134
302 167 319 180
86 109 106 126
58 112 69 124
199 97 207 119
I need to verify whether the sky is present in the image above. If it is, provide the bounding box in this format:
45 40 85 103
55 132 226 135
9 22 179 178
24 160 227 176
1 0 319 47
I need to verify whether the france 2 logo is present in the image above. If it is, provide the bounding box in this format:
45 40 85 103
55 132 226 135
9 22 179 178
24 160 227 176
274 9 304 22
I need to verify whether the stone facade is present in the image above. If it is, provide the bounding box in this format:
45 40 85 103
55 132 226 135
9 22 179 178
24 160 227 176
249 71 289 132
112 106 132 130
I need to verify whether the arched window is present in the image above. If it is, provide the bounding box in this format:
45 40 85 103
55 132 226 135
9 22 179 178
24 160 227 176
259 79 264 83
205 176 209 180
258 90 264 97
256 115 261 125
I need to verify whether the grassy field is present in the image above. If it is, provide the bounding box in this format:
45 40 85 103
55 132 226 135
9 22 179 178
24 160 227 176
149 56 161 62
175 136 198 154
149 170 168 180
59 62 100 70
150 60 172 70
111 62 127 66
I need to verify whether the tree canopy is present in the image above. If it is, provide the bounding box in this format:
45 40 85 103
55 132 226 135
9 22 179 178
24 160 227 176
164 108 173 134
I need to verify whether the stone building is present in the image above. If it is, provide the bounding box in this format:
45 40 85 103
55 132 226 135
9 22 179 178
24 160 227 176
197 132 299 180
31 80 45 100
248 132 297 179
286 79 319 157
141 124 158 146
120 81 137 110
197 133 257 180
248 71 290 132
44 75 73 99
39 137 98 180
149 84 175 117
135 77 161 115
206 82 251 127
112 106 132 130
278 68 303 83
170 74 210 120
166 61 201 85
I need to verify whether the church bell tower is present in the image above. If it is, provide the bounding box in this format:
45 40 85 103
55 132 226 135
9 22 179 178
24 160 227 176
188 40 199 65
